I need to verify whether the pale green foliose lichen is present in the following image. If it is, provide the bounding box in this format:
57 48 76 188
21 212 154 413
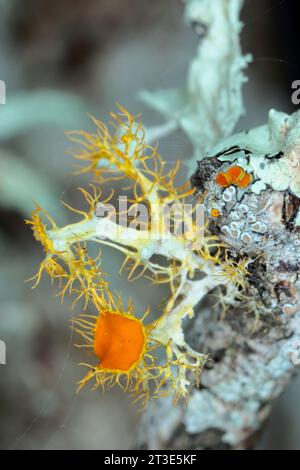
208 109 300 201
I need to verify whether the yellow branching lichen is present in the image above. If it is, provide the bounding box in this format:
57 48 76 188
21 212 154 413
26 205 108 308
27 106 250 406
68 105 193 204
26 205 64 288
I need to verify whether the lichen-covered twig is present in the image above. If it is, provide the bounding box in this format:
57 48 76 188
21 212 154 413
140 109 300 448
140 0 251 157
138 0 300 450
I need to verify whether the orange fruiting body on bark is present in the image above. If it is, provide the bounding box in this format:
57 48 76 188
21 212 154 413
215 172 231 188
215 165 252 189
94 311 146 371
226 165 244 184
210 208 221 218
236 171 252 188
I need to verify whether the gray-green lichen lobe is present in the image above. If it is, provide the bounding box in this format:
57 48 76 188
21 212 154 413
206 109 300 205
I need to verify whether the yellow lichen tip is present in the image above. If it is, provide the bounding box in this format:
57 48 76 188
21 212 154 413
26 204 108 307
218 252 250 289
25 205 65 288
67 104 192 204
61 184 114 221
25 204 56 254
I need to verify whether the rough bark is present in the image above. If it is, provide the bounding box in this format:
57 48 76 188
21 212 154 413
139 154 300 450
